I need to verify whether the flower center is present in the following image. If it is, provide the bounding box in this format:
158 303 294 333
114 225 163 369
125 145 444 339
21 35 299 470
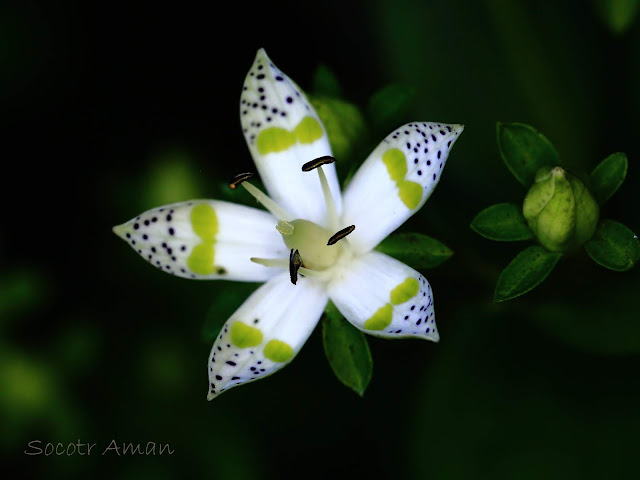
230 156 355 284
278 219 340 270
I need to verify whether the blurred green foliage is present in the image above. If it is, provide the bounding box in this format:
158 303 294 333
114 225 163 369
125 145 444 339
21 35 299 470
3 0 640 479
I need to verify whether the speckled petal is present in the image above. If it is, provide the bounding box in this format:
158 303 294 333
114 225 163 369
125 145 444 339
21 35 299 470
240 48 342 226
113 200 287 282
207 272 328 400
327 251 438 341
341 122 463 254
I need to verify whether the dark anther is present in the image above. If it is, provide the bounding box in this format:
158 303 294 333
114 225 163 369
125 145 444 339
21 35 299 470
289 248 302 285
301 156 336 172
327 225 356 246
229 172 255 189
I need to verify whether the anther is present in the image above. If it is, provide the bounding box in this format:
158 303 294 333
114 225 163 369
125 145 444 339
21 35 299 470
289 249 302 285
229 172 255 189
327 225 356 246
302 156 335 172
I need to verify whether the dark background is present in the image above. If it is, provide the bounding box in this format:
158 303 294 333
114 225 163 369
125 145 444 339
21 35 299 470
2 0 640 478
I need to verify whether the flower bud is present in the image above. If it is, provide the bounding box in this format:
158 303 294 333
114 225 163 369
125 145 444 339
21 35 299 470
523 167 599 252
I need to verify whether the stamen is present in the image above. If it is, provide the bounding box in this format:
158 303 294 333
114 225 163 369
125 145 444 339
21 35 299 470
228 172 255 189
289 249 302 285
327 225 356 246
250 257 288 268
240 181 294 221
301 156 335 172
302 156 339 231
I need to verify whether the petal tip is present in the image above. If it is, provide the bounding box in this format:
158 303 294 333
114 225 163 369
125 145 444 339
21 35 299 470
206 391 216 401
255 47 271 63
112 223 128 240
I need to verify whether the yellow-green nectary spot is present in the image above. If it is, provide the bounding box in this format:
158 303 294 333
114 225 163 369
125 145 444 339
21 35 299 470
383 149 422 209
294 116 323 144
383 148 407 181
231 322 263 348
187 243 215 275
390 277 420 305
263 339 294 363
187 204 219 275
364 304 393 331
256 116 323 155
398 180 422 209
191 203 218 242
257 127 296 155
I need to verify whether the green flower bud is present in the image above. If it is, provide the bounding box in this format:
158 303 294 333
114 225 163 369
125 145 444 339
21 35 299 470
523 166 599 252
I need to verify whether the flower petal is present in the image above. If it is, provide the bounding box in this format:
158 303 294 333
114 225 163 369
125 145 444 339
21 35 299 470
240 49 342 226
113 200 287 281
341 122 463 253
327 251 439 341
207 272 327 399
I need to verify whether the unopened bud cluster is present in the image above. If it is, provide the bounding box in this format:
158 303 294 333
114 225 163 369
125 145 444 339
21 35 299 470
523 167 599 252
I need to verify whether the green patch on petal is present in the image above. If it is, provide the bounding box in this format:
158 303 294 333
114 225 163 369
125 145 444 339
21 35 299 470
398 180 422 209
383 148 407 182
294 116 323 144
230 322 263 348
191 204 218 242
187 244 215 275
264 339 294 363
256 116 323 155
187 203 220 275
383 149 422 209
364 304 393 331
256 128 296 154
390 277 419 305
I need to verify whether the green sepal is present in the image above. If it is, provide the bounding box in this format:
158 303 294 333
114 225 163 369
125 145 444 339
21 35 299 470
590 152 628 205
470 203 533 241
311 63 343 98
375 233 453 269
367 84 415 134
322 302 373 397
494 246 562 302
496 122 559 187
201 283 261 342
585 220 640 272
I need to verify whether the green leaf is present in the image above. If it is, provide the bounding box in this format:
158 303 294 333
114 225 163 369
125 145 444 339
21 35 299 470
375 233 453 269
593 0 640 35
494 246 562 302
590 152 628 205
322 304 373 397
496 122 559 187
471 203 533 241
201 282 261 342
311 63 343 98
367 84 415 133
585 220 640 272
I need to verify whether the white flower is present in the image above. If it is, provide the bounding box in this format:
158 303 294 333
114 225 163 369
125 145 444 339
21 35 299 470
113 49 463 400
